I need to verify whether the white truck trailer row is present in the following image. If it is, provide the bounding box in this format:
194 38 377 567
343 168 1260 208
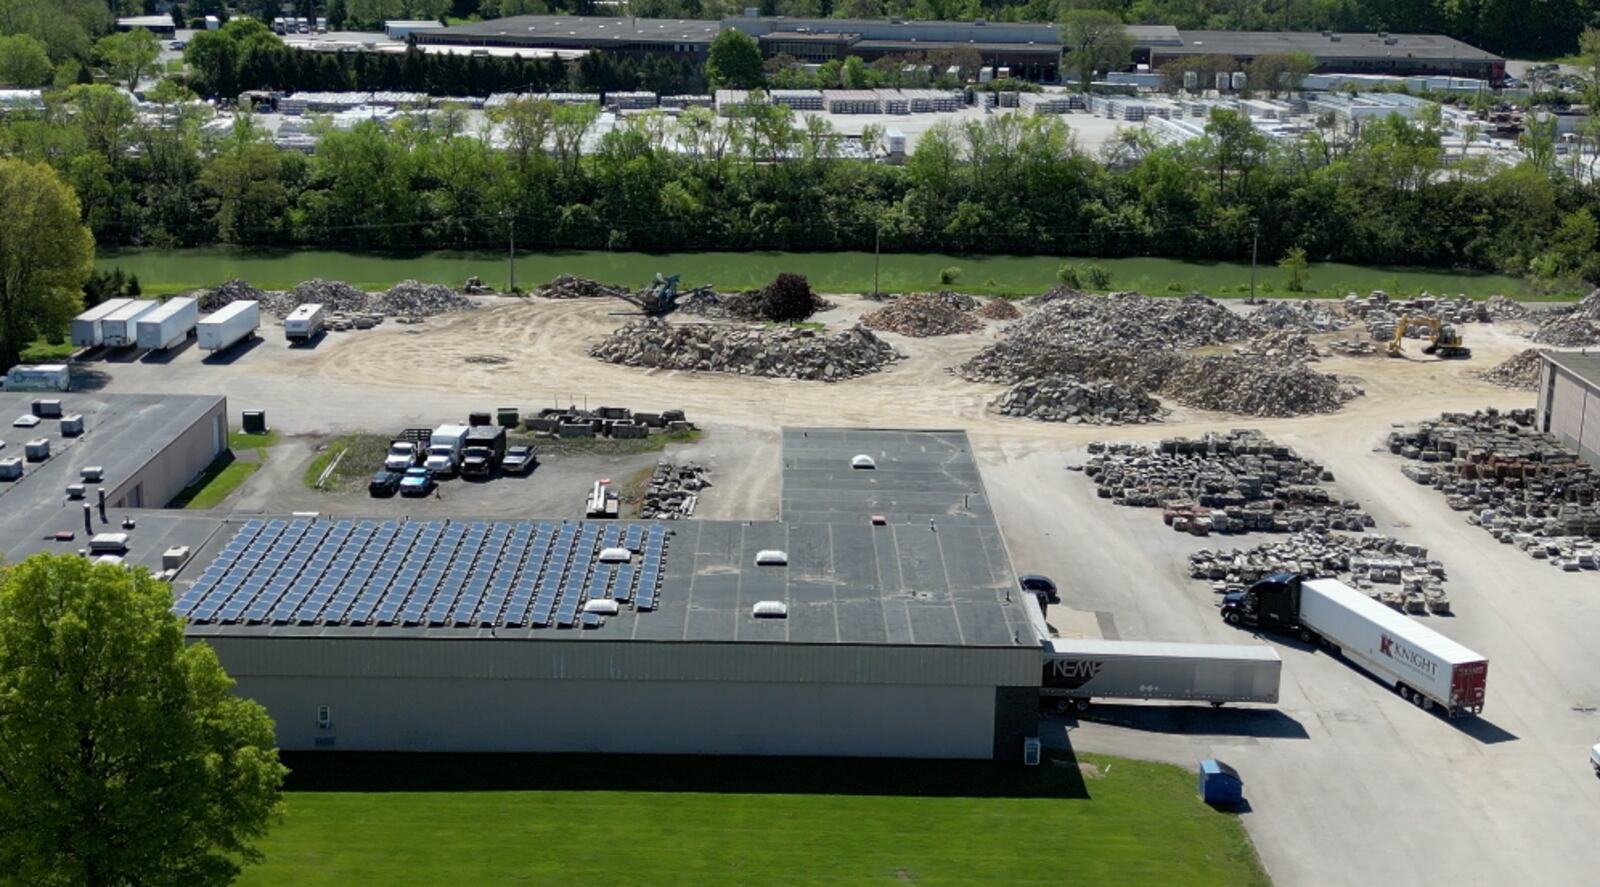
197 301 261 352
69 298 135 348
134 297 199 352
98 299 162 348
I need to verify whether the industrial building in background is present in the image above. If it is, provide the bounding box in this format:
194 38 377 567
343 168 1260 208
415 14 1504 85
1536 352 1600 464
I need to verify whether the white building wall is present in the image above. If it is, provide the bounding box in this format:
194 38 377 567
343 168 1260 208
243 676 999 758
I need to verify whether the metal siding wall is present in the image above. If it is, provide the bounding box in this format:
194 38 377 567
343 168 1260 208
204 637 1041 687
112 398 229 509
1549 371 1590 453
245 676 998 758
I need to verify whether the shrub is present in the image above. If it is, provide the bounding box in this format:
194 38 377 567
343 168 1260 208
939 266 962 285
761 272 816 322
1081 264 1113 290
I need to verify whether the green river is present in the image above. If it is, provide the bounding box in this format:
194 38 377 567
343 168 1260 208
98 247 1540 298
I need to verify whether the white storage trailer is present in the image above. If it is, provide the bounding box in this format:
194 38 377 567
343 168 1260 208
134 297 198 351
197 301 260 352
284 303 326 342
1222 573 1488 717
70 298 134 348
98 299 161 348
1041 639 1281 711
2 364 70 392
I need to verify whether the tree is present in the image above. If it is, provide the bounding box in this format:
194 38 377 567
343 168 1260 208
95 28 161 91
0 159 93 371
1278 246 1310 291
1060 9 1131 92
761 272 816 322
0 554 286 886
706 29 763 89
1246 52 1315 98
0 33 51 87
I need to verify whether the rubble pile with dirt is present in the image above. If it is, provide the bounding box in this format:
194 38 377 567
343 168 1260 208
861 292 982 337
590 319 901 381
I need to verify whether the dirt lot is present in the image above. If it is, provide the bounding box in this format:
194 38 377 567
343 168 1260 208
89 294 1600 886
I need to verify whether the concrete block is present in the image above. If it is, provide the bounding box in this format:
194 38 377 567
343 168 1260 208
558 422 594 439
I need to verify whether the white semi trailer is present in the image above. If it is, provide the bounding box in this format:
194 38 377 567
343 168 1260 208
70 298 134 348
197 301 260 352
1041 639 1282 712
1222 573 1488 717
134 297 198 351
284 303 326 342
99 299 161 348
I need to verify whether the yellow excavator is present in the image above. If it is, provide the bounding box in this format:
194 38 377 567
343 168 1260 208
1387 315 1470 359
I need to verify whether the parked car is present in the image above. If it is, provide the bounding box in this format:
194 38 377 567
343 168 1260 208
398 467 435 497
1019 574 1059 604
169 39 187 50
368 469 402 497
501 444 538 474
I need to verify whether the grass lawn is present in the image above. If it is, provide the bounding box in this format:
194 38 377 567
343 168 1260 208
241 752 1265 886
304 433 390 491
169 454 258 509
19 338 75 363
230 429 280 455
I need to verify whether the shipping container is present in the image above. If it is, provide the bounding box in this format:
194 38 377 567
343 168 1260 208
197 301 260 352
134 297 198 351
1041 639 1281 711
70 298 134 348
99 299 161 348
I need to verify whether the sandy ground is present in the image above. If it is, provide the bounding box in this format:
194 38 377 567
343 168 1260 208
89 293 1597 886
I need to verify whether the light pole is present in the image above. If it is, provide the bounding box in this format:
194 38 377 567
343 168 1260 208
1249 222 1259 300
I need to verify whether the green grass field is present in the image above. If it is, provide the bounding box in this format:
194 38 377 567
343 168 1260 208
240 753 1266 886
169 454 258 509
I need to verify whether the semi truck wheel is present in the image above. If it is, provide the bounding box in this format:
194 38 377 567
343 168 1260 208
1072 698 1091 713
1398 684 1411 701
1224 612 1241 625
1420 697 1433 711
1298 628 1313 642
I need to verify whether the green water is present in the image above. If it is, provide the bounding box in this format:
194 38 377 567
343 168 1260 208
97 247 1539 298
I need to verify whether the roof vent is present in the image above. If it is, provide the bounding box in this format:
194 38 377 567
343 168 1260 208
851 454 876 469
1330 34 1342 42
752 600 788 618
583 599 620 616
598 546 631 563
755 549 789 566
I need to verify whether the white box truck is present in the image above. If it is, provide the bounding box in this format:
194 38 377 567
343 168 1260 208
2 364 70 392
1041 639 1281 712
99 299 161 348
134 297 198 351
424 424 470 476
284 303 326 343
70 298 134 348
1221 573 1488 717
197 301 260 352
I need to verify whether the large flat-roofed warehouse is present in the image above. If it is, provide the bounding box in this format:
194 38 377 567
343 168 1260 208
1152 30 1504 83
1536 352 1600 463
415 15 721 59
179 428 1044 760
0 392 229 567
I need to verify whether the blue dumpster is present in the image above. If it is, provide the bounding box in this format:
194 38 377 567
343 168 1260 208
1198 759 1243 805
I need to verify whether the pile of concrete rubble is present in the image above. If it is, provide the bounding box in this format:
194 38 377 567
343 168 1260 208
1080 430 1374 534
1531 292 1600 345
1392 408 1600 571
1475 348 1546 390
589 319 901 381
196 277 474 322
861 292 981 337
1188 532 1450 613
639 461 710 519
959 292 1359 417
1250 300 1347 332
535 274 621 300
975 298 1021 320
994 375 1163 424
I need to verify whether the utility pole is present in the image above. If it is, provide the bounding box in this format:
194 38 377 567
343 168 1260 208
1249 223 1259 300
505 210 516 293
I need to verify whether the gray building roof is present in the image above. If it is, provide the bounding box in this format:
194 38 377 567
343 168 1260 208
422 15 721 47
0 392 231 570
1543 351 1600 389
1166 30 1501 62
180 428 1033 648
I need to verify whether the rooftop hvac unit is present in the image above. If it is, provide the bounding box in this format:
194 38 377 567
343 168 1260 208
66 484 85 499
851 454 876 469
242 410 268 434
60 414 84 436
752 600 788 618
755 550 789 566
582 599 620 616
0 457 19 480
81 466 104 482
24 438 49 461
89 532 129 553
32 398 62 418
598 547 632 563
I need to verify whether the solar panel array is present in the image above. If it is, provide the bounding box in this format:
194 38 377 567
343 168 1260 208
174 518 669 628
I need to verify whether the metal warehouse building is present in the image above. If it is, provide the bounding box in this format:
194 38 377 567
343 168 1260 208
180 428 1045 761
1536 352 1600 464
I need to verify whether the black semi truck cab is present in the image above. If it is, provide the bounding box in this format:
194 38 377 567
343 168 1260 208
1220 572 1317 641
